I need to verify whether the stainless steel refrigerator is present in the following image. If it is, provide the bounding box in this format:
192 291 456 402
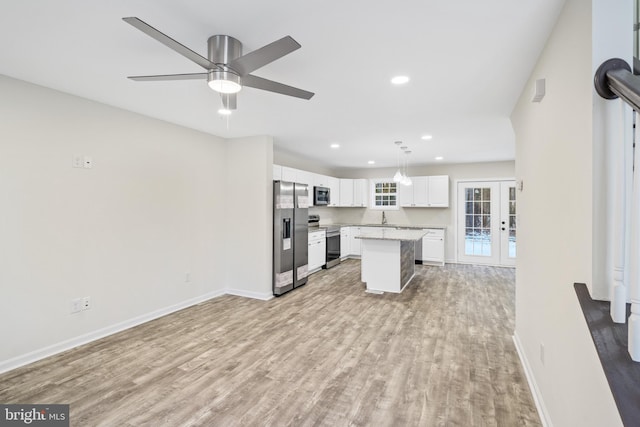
273 181 309 296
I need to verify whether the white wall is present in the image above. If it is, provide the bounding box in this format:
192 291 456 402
511 0 622 425
0 75 275 371
591 0 634 300
273 148 336 176
225 136 274 299
314 161 515 262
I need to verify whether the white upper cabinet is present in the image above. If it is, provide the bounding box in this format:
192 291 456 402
398 181 413 207
327 176 340 207
353 179 368 207
273 166 314 194
281 166 297 182
313 174 329 188
339 178 368 207
399 177 428 207
414 176 429 206
428 175 449 207
339 179 354 206
295 169 314 191
271 165 383 209
273 164 282 181
399 175 449 207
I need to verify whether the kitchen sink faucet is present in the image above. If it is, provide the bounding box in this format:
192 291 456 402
382 211 387 225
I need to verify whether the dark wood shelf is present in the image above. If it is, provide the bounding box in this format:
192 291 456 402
574 283 640 427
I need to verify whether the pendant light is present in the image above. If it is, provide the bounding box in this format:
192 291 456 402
402 150 413 186
393 141 403 183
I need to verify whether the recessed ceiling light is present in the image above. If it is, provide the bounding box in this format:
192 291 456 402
421 135 433 140
330 143 340 149
218 108 232 115
368 160 375 165
391 75 410 85
435 156 444 161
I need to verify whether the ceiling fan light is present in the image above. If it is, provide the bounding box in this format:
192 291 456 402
208 70 242 94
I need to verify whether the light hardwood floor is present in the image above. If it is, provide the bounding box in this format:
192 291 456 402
0 260 540 427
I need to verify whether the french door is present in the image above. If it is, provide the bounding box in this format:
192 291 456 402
457 180 516 266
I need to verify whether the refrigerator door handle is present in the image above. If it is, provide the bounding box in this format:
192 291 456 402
283 218 291 239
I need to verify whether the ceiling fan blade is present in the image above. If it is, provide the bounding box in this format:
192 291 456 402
243 74 314 100
229 36 301 76
123 17 221 71
128 72 208 81
221 93 237 110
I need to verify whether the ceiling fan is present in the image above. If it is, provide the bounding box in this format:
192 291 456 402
123 17 314 111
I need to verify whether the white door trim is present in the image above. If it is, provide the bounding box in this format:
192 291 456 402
454 178 516 267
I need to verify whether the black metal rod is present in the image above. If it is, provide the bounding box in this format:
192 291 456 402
594 58 640 111
608 68 640 112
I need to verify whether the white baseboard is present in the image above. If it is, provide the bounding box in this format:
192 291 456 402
0 289 226 374
513 333 553 427
225 288 274 301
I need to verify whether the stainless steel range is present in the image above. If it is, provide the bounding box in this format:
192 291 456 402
308 215 341 269
324 225 341 269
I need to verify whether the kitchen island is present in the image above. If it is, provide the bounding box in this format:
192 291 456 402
355 228 428 293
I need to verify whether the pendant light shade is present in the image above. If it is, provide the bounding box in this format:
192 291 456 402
393 169 403 183
402 150 412 186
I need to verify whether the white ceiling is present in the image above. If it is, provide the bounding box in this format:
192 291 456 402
0 0 565 170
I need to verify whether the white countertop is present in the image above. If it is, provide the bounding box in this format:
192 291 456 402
354 228 428 242
321 223 446 230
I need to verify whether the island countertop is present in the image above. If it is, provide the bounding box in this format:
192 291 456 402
354 228 427 242
322 223 446 230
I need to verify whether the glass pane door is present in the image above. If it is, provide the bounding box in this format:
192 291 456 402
500 181 517 266
457 182 500 264
457 180 516 266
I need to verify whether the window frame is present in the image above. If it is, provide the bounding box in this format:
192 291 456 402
369 178 400 210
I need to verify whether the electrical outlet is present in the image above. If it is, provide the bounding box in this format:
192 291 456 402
540 343 545 366
71 298 82 314
82 296 91 310
83 156 92 169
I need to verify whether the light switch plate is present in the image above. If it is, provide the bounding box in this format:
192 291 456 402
71 298 82 314
83 156 93 169
72 155 83 168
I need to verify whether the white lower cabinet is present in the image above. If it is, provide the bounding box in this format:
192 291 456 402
350 227 362 256
308 230 326 272
421 228 445 265
340 227 351 258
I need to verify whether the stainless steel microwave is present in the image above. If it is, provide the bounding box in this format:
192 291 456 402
314 186 330 205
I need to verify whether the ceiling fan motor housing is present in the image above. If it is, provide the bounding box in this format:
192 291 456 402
207 35 243 93
208 35 243 67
